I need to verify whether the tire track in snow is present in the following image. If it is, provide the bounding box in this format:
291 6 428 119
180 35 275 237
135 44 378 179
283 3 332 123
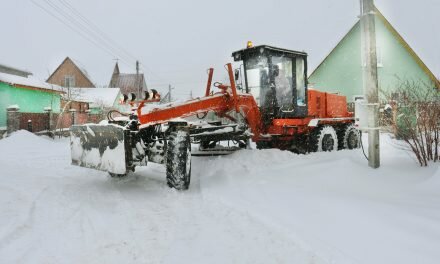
106 174 154 264
103 168 190 263
162 156 327 264
195 152 368 264
0 186 49 253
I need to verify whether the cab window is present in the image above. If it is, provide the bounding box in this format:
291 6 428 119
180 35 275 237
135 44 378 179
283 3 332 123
245 56 269 107
296 57 306 106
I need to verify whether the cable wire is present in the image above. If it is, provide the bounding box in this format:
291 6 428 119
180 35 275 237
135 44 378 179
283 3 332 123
55 0 163 80
32 0 161 80
42 0 134 68
359 131 369 161
31 0 124 63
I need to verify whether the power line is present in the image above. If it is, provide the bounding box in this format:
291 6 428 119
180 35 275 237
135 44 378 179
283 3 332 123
55 0 163 77
31 0 162 81
41 0 134 68
57 0 138 63
53 0 163 80
30 0 125 65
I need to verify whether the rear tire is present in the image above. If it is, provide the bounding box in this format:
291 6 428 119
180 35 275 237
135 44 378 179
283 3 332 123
166 129 191 190
256 141 272 149
342 123 360 149
309 125 338 152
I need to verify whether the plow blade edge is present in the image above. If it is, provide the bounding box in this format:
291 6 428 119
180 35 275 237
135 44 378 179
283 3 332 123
70 124 131 174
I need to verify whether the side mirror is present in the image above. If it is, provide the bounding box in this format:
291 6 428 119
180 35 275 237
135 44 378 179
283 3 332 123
234 69 240 81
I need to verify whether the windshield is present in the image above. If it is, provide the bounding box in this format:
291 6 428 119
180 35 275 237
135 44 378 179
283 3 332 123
245 54 306 114
272 56 293 111
245 56 269 107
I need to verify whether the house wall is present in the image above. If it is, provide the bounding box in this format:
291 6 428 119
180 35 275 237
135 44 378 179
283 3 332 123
374 17 432 92
0 82 61 127
60 99 90 113
113 91 124 111
308 16 434 102
47 58 95 88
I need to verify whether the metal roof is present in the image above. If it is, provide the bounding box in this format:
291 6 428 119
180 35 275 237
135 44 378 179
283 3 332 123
232 45 308 61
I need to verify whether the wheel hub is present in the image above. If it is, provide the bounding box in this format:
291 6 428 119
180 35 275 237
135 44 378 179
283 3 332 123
347 131 358 149
322 134 334 151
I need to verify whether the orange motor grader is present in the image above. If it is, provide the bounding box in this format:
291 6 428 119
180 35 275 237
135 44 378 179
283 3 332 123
70 44 359 190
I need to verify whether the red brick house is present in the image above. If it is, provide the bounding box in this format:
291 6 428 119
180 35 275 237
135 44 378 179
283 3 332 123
47 57 95 88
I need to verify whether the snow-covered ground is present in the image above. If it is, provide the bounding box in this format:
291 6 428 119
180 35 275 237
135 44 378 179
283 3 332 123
0 130 439 264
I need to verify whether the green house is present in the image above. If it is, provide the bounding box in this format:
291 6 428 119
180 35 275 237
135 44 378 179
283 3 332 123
0 72 62 129
309 7 439 103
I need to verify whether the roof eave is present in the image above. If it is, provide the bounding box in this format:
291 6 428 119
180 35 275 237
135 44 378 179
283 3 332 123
2 82 65 94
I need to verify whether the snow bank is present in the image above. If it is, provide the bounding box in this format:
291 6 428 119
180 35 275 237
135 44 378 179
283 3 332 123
0 130 55 150
196 135 440 264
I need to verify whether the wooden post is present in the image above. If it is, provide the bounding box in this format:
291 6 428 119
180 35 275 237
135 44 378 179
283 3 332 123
70 109 77 125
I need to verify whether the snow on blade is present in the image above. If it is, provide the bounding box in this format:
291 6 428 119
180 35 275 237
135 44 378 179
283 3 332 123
70 124 127 174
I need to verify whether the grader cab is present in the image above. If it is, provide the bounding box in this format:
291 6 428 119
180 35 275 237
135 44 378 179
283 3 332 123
233 45 308 119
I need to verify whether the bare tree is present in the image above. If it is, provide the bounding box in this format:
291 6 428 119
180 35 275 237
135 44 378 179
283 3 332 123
383 79 439 166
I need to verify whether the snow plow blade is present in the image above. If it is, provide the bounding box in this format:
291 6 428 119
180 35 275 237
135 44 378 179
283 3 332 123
70 124 131 175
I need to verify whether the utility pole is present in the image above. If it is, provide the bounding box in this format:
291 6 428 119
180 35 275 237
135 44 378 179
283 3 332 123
136 60 140 98
360 0 380 168
168 84 173 102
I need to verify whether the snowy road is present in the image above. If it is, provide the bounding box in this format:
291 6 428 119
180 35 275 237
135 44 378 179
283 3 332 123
0 130 439 264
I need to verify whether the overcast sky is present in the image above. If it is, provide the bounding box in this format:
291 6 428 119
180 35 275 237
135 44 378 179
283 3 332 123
2 0 439 98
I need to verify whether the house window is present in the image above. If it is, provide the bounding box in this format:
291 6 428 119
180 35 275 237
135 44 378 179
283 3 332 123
64 75 75 87
376 46 383 67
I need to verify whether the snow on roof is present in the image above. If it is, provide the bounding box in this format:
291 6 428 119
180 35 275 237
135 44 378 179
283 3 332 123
0 72 63 92
67 88 121 108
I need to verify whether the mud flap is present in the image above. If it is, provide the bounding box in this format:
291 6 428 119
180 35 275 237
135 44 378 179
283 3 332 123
70 124 132 174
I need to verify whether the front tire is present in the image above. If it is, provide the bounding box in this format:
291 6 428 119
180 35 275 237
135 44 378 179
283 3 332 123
166 129 191 190
108 172 127 178
309 125 338 152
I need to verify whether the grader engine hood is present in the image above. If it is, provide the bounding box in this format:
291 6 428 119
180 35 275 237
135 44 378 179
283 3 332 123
70 124 131 175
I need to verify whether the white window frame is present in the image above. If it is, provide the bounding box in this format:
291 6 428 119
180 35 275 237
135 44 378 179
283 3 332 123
64 75 75 87
376 46 383 67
